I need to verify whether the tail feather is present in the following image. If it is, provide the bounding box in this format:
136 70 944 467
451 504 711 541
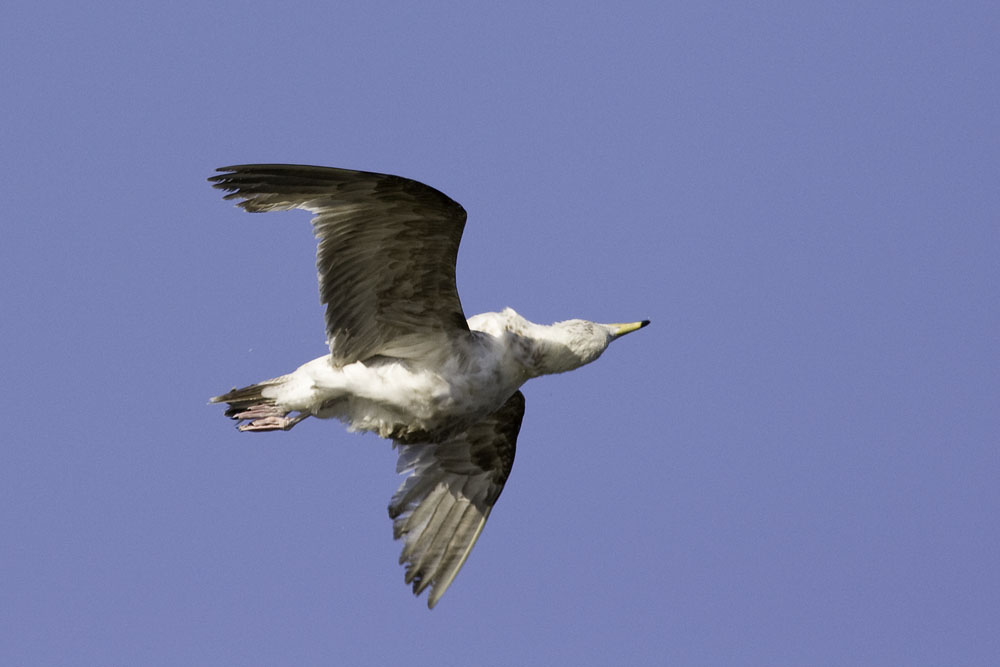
210 376 305 431
211 378 280 416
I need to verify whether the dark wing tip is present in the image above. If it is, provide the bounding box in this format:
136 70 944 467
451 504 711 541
207 164 248 184
207 164 319 186
207 164 340 210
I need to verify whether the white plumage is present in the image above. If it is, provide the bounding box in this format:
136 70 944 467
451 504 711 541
209 164 648 608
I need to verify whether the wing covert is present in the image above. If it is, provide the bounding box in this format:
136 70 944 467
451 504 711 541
209 164 469 364
387 391 525 608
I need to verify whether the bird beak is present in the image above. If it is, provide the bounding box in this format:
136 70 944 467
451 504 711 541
610 320 650 339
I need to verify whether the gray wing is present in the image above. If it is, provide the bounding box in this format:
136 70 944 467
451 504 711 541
388 391 525 609
209 164 470 364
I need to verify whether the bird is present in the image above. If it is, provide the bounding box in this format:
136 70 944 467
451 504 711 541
208 164 649 608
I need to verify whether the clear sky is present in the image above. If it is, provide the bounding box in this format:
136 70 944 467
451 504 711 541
2 1 997 664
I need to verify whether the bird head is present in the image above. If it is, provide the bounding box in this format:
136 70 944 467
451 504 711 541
538 318 650 374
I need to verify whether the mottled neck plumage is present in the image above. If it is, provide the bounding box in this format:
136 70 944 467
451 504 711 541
513 317 615 378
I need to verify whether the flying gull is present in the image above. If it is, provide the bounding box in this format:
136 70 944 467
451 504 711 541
209 164 649 608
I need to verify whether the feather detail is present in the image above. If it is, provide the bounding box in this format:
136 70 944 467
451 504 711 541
388 391 524 608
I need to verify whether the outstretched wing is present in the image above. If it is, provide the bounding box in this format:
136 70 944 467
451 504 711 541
209 164 470 364
388 391 525 608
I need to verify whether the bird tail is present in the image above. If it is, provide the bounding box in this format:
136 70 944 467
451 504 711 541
210 376 305 431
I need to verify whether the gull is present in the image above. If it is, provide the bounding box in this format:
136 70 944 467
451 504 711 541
208 164 649 608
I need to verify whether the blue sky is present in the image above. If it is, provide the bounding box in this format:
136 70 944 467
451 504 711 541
3 1 998 664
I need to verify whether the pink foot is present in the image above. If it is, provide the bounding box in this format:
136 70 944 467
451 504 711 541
237 413 306 432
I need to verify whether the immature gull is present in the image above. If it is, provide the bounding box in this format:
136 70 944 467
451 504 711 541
209 164 649 608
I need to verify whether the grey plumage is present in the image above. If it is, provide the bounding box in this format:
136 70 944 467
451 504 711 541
210 165 469 365
389 391 523 608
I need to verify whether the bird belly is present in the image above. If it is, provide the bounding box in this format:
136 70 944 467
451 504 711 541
290 355 514 442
